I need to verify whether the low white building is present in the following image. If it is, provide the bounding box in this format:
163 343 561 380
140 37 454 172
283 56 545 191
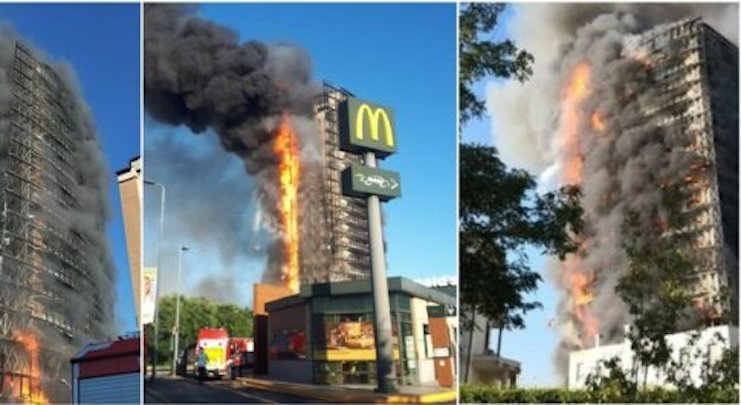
568 325 738 389
460 311 521 387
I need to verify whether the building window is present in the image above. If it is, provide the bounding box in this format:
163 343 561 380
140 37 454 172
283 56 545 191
576 362 584 381
423 324 432 359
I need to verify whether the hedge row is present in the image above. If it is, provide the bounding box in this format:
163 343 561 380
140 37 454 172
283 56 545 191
460 385 740 403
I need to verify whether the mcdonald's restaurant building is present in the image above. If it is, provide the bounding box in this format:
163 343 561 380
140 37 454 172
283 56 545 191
253 277 457 388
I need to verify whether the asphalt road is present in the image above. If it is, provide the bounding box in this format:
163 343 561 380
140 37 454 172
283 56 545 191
144 375 319 403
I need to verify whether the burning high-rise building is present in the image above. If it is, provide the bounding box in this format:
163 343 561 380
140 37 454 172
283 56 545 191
565 16 738 387
488 3 738 379
0 41 115 403
562 15 738 347
299 83 373 284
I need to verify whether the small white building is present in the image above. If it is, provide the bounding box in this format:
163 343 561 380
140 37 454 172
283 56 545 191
568 325 738 389
460 311 521 387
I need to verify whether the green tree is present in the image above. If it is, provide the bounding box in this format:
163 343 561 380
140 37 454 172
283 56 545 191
459 3 533 124
617 205 695 390
458 3 582 332
587 183 738 400
148 295 253 365
460 144 582 329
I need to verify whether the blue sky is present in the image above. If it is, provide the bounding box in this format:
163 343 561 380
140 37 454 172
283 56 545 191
461 4 562 387
0 4 140 334
144 3 456 307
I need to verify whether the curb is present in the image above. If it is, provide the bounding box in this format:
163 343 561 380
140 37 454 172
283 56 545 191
234 377 457 403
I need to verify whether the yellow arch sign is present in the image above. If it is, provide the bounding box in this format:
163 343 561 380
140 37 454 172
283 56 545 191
355 103 395 148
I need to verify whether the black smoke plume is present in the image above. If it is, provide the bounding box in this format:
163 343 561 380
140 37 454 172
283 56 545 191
144 4 322 289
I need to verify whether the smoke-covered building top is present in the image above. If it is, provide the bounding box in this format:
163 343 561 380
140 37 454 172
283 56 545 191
0 37 115 403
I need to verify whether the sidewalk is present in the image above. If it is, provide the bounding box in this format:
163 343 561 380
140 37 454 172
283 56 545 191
234 376 457 403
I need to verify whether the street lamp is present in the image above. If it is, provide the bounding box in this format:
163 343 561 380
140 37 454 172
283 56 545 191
144 179 165 381
171 245 189 375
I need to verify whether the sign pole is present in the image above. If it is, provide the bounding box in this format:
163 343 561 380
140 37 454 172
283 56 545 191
339 96 400 393
364 151 398 393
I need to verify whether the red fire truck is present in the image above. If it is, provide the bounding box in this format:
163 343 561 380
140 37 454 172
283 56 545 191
195 328 254 380
196 327 230 379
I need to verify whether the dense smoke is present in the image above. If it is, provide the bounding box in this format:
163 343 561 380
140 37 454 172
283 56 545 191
0 27 115 401
144 4 324 289
488 3 738 379
493 3 737 173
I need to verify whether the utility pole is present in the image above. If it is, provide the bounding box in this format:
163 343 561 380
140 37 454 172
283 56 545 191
144 179 165 381
171 245 188 375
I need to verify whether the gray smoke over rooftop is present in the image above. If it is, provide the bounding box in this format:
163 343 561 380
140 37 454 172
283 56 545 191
492 3 737 173
0 27 115 402
144 4 324 293
488 3 738 381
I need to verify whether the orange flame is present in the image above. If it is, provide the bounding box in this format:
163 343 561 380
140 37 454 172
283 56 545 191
591 112 605 132
14 331 48 405
274 112 300 293
560 63 592 185
563 246 599 347
558 63 601 347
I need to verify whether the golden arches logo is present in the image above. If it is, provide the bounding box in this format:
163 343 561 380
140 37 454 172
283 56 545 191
355 104 394 148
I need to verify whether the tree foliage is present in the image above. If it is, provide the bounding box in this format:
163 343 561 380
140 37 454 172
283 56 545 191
147 295 253 365
459 3 533 123
458 3 581 331
617 206 695 387
586 184 739 399
460 385 739 403
459 144 583 329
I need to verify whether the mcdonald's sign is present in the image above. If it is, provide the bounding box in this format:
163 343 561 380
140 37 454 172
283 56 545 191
339 97 396 157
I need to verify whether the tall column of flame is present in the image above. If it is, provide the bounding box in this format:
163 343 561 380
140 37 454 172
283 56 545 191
559 63 600 347
273 112 300 293
14 331 48 405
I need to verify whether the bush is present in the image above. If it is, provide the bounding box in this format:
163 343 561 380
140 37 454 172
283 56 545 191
459 385 740 403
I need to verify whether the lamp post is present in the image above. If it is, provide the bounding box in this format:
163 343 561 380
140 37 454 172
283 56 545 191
144 179 165 381
171 245 189 375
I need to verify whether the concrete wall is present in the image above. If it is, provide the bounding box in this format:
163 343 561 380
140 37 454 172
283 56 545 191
117 158 141 323
410 297 435 384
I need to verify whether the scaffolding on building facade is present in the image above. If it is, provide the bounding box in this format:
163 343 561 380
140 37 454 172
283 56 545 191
629 17 738 324
300 83 373 285
0 42 109 403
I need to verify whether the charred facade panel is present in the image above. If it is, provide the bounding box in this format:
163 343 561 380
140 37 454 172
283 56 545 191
701 23 739 321
601 16 738 332
639 18 739 323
